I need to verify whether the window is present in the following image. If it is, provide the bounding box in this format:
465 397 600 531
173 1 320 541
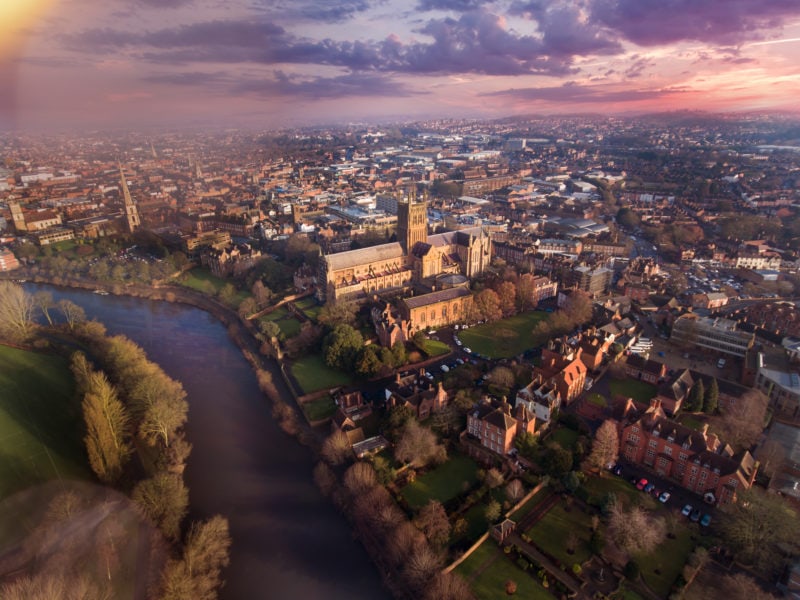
628 434 639 444
679 452 688 461
664 446 672 456
648 439 658 448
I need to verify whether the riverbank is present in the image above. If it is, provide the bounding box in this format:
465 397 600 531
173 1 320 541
4 271 406 598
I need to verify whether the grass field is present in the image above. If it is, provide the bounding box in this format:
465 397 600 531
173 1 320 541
550 427 580 451
0 345 87 498
290 354 354 394
259 307 302 337
178 268 250 306
609 379 657 404
418 338 450 358
402 454 479 510
526 503 594 566
635 524 695 597
302 397 337 422
455 539 552 600
457 311 549 358
583 474 657 510
294 296 322 321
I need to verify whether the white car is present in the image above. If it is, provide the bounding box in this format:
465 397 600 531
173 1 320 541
440 365 450 373
464 347 472 355
455 338 462 346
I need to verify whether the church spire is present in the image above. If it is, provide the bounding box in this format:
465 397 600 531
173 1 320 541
119 162 141 233
150 140 157 160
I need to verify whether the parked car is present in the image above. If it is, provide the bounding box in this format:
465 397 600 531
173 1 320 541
464 347 472 355
658 491 671 503
644 483 656 494
636 478 648 490
455 358 465 365
690 509 702 522
612 465 623 477
717 358 726 368
440 365 450 373
681 504 693 517
700 514 712 527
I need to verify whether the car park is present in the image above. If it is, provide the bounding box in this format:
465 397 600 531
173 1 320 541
658 491 671 503
681 504 693 517
455 338 463 346
455 358 465 365
440 365 450 373
636 478 648 490
612 465 623 476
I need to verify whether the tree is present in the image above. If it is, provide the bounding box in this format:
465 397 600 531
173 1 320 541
608 504 665 556
486 366 515 394
322 324 363 372
474 288 502 322
484 499 501 523
237 297 257 318
542 443 573 477
160 515 232 600
0 281 35 340
714 389 768 451
755 439 786 478
355 345 381 377
58 299 86 330
318 301 358 328
514 431 539 460
218 283 236 305
506 479 525 504
343 462 377 496
687 379 704 412
685 572 774 600
586 420 619 471
616 207 641 230
704 378 719 414
321 430 352 465
424 573 474 600
562 290 593 327
313 461 337 497
259 320 282 341
391 341 407 367
404 543 443 591
250 280 273 308
496 281 517 317
516 273 537 311
719 486 799 571
81 370 132 484
395 420 446 468
484 467 504 489
132 472 189 541
415 500 451 547
1 573 104 600
33 291 55 326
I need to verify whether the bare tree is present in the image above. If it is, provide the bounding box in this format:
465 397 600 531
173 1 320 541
343 462 377 496
82 370 132 484
756 439 786 478
58 298 86 330
394 419 447 468
0 280 35 340
714 389 768 451
586 420 619 471
388 521 424 565
33 291 55 326
403 543 443 591
132 472 189 541
506 479 525 504
415 501 451 547
425 573 475 600
608 503 665 556
313 461 337 497
485 499 501 523
1 573 106 600
321 430 352 465
484 467 505 489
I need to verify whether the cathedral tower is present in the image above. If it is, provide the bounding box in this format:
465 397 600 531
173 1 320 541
396 187 427 253
7 198 27 232
119 163 141 233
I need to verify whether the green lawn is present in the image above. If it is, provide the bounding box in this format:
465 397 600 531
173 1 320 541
455 540 552 600
301 397 337 422
526 503 594 566
178 268 250 306
401 454 479 510
457 311 549 358
418 338 450 358
678 414 706 431
260 307 303 337
635 524 695 597
549 427 580 451
294 296 322 321
508 485 550 521
609 379 657 404
0 345 88 498
290 354 354 394
587 393 608 408
583 474 656 510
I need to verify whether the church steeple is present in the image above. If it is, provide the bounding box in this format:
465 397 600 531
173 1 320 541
119 162 141 233
396 186 427 253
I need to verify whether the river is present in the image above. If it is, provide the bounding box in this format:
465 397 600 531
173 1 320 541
25 284 388 600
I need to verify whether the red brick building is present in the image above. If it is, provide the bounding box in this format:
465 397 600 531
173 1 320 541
533 345 587 405
624 355 667 384
618 400 758 504
386 370 448 421
467 398 537 455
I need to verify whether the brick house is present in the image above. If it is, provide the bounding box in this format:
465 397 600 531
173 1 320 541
577 334 611 372
466 398 537 455
654 369 694 416
372 302 410 347
624 354 667 384
532 344 587 405
618 400 758 504
386 370 448 420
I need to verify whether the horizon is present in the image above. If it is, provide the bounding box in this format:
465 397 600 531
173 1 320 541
1 1 800 131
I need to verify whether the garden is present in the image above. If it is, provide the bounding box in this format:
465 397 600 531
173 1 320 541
401 454 479 510
289 354 354 394
609 379 657 404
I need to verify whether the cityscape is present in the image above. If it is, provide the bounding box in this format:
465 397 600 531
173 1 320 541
2 2 800 600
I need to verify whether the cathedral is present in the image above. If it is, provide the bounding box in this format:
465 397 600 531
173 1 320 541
317 189 492 305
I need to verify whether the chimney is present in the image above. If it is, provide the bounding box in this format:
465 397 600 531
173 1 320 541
649 398 661 411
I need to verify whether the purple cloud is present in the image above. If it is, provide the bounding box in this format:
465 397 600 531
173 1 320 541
481 81 689 103
416 0 489 11
253 0 374 24
589 0 798 46
235 71 425 99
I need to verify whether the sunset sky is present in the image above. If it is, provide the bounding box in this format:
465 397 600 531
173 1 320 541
3 0 800 130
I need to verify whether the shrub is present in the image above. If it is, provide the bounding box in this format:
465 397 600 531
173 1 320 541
516 558 529 571
572 563 582 575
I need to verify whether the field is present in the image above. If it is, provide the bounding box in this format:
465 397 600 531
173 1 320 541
508 485 550 521
0 345 87 498
455 539 552 600
418 338 450 357
301 397 337 422
583 474 656 510
609 379 657 404
635 524 695 597
294 296 322 321
526 503 594 565
401 454 479 510
260 306 302 337
457 311 549 358
178 268 250 305
290 354 354 394
549 427 580 451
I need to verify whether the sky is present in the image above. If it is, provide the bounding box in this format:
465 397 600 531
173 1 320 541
2 0 800 131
